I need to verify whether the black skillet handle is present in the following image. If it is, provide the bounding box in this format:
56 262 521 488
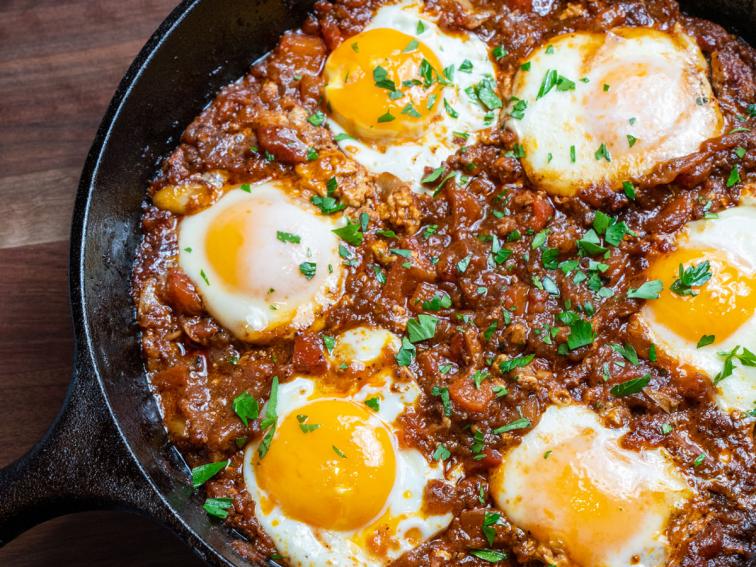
0 352 159 545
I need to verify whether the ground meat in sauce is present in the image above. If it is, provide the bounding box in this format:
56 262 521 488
132 0 756 565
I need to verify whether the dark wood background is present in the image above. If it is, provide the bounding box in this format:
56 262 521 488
0 1 204 564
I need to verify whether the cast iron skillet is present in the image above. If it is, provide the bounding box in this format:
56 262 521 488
0 0 753 565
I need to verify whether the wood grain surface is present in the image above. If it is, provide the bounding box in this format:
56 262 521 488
0 1 204 564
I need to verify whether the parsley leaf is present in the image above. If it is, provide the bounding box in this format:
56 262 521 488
423 293 452 311
258 377 279 458
697 335 715 348
433 444 451 461
299 262 317 280
470 549 508 563
431 386 452 416
612 343 639 365
610 374 650 397
482 512 501 547
307 110 326 126
276 231 301 244
499 354 535 374
296 414 320 433
203 497 233 519
627 280 663 299
670 261 712 297
395 337 416 366
567 318 595 350
233 392 259 426
493 417 531 434
407 314 438 343
191 460 229 488
333 218 364 246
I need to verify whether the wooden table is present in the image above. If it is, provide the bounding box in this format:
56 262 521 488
0 1 204 564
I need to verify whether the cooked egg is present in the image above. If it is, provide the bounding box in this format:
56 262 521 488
325 0 498 190
178 181 343 342
243 358 454 566
490 405 691 567
507 27 724 196
639 200 756 412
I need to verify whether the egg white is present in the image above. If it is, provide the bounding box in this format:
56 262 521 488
639 199 756 413
490 404 692 567
507 27 723 196
328 0 498 191
243 328 453 566
329 326 402 371
178 181 344 342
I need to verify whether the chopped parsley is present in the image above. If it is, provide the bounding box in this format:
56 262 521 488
276 231 301 244
365 397 380 411
697 335 715 348
403 38 419 53
623 181 637 200
395 337 416 366
499 354 535 374
232 392 259 426
299 261 317 280
296 414 320 433
433 444 451 461
482 512 501 546
670 261 712 296
714 345 756 384
494 417 531 434
332 445 347 459
469 549 508 563
457 254 472 273
610 374 651 397
423 293 452 311
407 314 438 343
458 59 474 73
377 111 395 123
627 280 663 299
567 318 595 350
726 165 741 187
191 460 229 488
432 386 452 416
203 497 233 519
444 98 459 118
493 45 508 60
401 103 422 118
595 143 612 162
307 110 326 126
612 343 639 365
258 376 279 458
333 218 364 246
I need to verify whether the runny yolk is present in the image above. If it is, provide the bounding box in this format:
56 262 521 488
646 247 755 344
324 28 444 143
254 399 396 531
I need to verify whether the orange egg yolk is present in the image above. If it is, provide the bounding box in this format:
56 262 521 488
646 247 755 344
254 399 396 531
324 28 444 143
205 205 248 290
